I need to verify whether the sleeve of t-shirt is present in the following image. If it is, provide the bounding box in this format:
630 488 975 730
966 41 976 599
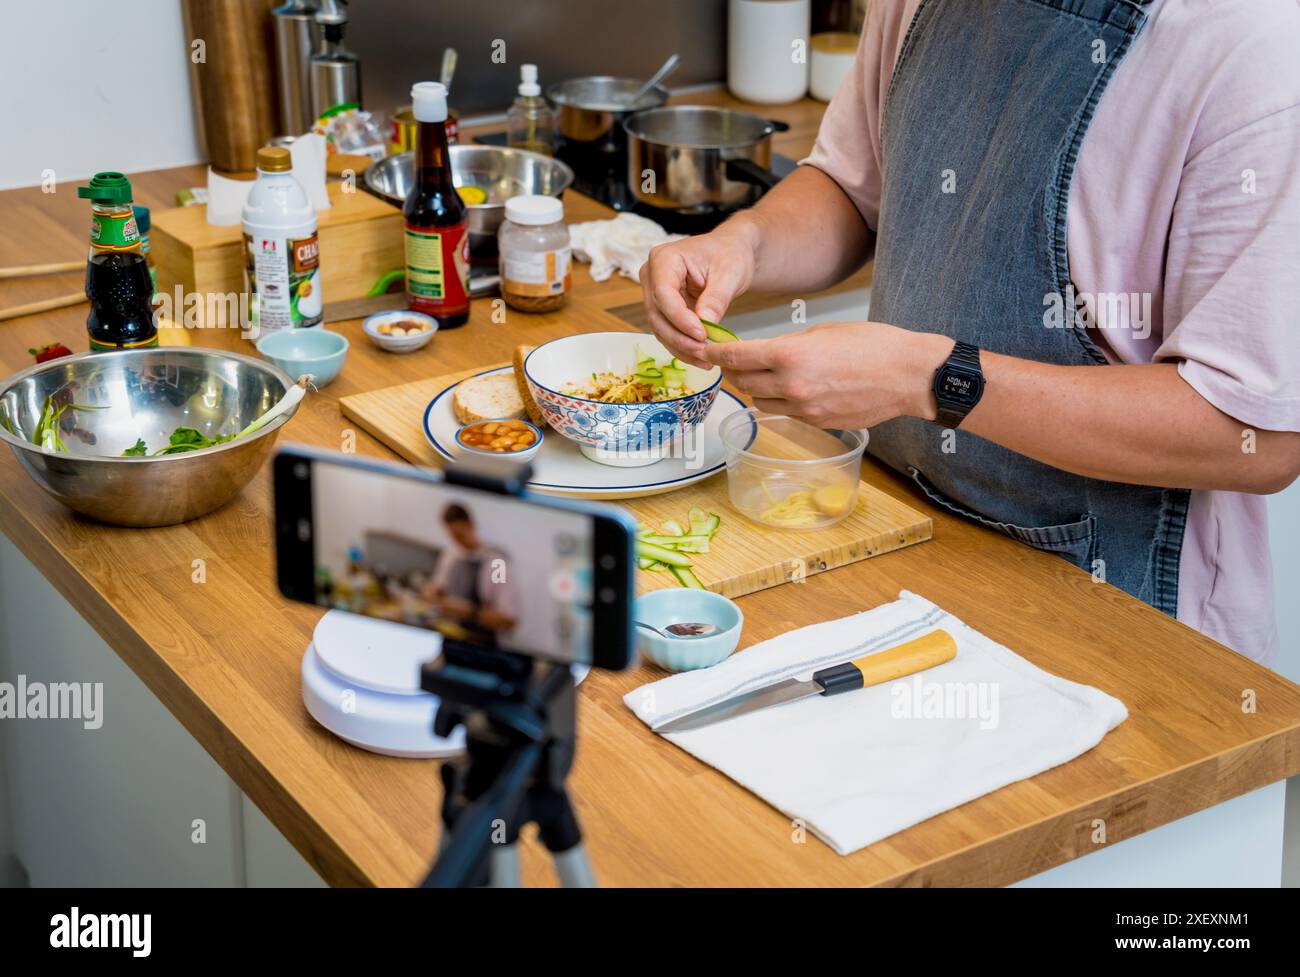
1156 104 1300 433
799 2 889 231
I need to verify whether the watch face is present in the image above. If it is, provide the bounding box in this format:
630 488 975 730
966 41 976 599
936 366 983 406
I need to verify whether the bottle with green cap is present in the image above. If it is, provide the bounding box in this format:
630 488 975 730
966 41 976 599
76 172 158 351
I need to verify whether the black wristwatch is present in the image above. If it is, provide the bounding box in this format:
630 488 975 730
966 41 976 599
931 341 984 429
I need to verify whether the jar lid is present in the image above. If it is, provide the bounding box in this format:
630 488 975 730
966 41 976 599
256 146 293 172
505 194 564 226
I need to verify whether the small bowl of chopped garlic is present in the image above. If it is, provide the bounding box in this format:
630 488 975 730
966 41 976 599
718 409 866 531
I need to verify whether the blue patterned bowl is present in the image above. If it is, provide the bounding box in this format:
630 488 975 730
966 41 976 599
523 333 722 467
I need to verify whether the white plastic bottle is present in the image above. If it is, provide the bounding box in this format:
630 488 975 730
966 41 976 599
241 145 322 335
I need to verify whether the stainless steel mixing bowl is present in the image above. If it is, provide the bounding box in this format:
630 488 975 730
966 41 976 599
363 145 574 255
0 347 300 527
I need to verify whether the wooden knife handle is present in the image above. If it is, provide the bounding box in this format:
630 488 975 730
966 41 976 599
813 629 957 695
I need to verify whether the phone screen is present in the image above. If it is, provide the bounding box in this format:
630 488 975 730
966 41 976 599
274 449 634 668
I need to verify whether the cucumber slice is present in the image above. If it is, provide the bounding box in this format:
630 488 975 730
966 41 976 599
687 506 709 534
635 539 694 568
637 556 657 570
670 566 706 589
635 367 664 381
641 534 710 553
699 318 739 344
662 365 687 387
701 513 721 537
659 519 686 537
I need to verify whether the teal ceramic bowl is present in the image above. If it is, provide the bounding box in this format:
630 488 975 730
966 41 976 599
256 328 348 387
635 589 743 672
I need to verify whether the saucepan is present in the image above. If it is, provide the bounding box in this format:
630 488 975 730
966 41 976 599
547 76 671 153
624 106 790 215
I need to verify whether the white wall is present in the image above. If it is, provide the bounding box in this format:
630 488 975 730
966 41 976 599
0 0 202 191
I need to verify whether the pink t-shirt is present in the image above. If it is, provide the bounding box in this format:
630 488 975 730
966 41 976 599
805 0 1300 663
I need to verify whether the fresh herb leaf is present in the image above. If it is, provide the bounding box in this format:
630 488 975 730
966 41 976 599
122 438 148 457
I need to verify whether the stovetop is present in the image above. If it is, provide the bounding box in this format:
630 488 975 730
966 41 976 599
474 130 796 235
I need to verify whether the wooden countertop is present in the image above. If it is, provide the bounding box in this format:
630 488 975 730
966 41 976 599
2 91 1299 887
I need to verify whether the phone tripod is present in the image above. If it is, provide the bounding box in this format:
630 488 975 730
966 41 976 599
420 642 596 887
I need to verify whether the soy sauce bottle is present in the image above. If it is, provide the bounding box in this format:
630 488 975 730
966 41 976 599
403 81 470 328
77 172 158 352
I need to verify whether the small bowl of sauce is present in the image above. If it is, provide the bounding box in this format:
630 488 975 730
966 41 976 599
454 418 544 463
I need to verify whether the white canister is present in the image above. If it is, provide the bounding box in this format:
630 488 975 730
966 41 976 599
728 0 811 105
810 31 859 102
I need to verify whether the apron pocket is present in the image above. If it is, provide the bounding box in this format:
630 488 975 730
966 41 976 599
909 467 1098 572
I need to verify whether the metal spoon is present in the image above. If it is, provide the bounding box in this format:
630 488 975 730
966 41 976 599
440 47 458 92
637 620 720 640
629 53 681 106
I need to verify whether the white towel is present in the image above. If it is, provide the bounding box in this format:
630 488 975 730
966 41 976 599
623 590 1127 855
568 213 684 282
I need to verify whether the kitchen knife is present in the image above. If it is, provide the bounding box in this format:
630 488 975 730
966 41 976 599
655 629 957 734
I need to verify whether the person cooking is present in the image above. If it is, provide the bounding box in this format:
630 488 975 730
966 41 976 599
424 503 518 647
642 0 1300 665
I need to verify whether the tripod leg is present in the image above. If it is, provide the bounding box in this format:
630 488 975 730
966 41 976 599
552 843 597 888
532 784 597 888
488 843 522 888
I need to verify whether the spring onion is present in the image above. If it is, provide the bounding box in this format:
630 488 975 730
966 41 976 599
237 374 312 438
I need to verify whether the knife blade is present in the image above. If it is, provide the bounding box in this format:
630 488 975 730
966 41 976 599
655 628 957 734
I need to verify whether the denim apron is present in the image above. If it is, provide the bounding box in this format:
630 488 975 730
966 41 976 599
866 0 1188 615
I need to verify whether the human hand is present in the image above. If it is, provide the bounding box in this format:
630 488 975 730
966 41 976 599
639 220 759 369
705 321 951 429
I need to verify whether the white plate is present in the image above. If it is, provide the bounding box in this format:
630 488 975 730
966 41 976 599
423 366 746 499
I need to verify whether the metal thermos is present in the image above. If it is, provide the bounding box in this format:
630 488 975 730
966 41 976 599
271 0 320 136
309 0 361 117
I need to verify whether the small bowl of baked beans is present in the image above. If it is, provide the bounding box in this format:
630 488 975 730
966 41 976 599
454 418 544 463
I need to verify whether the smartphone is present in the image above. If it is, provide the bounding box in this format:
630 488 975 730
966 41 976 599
273 446 636 670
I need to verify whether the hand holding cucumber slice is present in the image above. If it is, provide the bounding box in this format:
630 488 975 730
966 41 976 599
698 318 739 343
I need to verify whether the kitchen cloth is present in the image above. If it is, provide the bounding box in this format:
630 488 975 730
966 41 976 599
569 213 684 282
623 590 1127 855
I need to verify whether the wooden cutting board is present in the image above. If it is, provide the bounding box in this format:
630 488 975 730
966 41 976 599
339 366 933 598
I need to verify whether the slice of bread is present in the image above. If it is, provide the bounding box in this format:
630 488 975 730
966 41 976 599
452 372 525 425
512 345 544 425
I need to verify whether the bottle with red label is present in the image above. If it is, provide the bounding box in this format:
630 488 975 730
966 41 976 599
403 81 470 328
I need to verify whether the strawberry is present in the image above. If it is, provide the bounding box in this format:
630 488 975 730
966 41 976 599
29 342 73 364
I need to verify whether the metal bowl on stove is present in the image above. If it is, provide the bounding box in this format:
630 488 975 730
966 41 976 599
363 145 574 256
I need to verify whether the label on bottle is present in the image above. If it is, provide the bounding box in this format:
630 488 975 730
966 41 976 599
89 212 140 252
89 334 159 352
502 246 571 298
405 222 470 317
243 230 322 334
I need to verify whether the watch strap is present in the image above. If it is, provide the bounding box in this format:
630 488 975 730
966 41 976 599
933 341 982 429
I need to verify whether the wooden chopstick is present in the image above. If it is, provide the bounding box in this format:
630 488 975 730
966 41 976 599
0 292 87 323
0 260 83 280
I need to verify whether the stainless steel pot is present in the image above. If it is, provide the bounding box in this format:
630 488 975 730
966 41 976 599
547 76 670 152
624 106 787 214
363 145 573 259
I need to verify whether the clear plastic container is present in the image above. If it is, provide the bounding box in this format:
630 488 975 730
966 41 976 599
718 409 867 531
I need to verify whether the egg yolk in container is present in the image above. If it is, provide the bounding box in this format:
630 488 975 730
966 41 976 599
721 411 866 530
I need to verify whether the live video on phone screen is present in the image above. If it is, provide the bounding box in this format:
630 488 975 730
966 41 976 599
309 462 594 663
